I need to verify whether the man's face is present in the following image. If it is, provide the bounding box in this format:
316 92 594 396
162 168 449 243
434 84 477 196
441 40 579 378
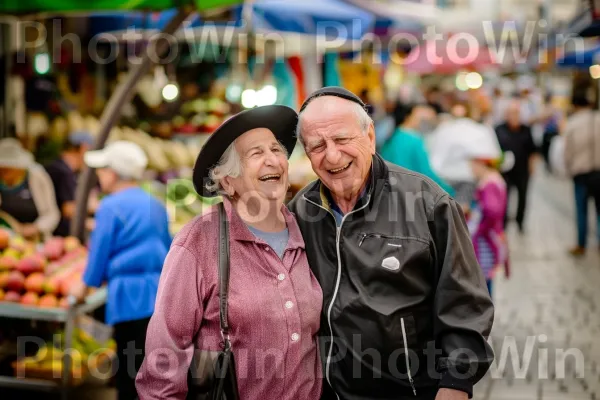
299 97 376 200
506 102 521 129
96 168 118 193
224 128 289 204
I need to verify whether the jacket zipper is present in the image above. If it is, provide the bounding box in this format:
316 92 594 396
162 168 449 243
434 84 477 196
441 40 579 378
304 194 371 399
358 233 404 247
400 318 417 396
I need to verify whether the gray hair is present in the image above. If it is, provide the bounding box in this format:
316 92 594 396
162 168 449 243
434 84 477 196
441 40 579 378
296 99 372 146
205 138 289 195
206 141 243 195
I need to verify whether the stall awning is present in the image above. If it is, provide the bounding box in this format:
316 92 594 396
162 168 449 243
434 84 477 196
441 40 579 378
556 44 600 69
89 0 375 41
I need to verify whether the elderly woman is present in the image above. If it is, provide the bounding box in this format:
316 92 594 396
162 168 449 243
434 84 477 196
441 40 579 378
0 138 60 238
136 105 323 399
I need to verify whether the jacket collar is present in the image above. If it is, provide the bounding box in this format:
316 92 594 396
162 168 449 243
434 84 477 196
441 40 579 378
222 197 305 250
303 154 389 213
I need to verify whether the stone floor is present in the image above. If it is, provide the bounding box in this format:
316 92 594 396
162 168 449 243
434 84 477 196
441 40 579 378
473 170 600 400
4 169 600 400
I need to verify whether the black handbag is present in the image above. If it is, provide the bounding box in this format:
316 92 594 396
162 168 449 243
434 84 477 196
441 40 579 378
187 202 240 400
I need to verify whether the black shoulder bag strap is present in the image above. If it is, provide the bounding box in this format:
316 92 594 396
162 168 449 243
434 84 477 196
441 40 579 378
212 202 240 400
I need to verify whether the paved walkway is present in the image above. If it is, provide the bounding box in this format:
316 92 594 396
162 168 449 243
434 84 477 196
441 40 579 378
474 169 600 400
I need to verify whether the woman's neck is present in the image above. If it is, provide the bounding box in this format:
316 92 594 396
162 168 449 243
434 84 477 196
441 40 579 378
233 197 286 232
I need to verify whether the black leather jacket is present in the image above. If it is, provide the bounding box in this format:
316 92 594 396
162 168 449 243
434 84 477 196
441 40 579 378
288 154 494 400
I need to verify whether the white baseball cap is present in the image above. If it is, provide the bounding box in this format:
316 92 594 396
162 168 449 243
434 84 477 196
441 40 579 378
84 141 148 180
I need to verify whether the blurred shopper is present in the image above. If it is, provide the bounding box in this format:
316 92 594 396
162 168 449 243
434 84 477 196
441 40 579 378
518 77 544 146
69 141 172 400
380 103 454 194
290 87 493 400
0 138 60 239
430 103 503 212
45 133 94 237
466 136 509 297
425 85 444 114
540 94 565 173
137 106 323 399
563 91 600 256
495 100 537 233
490 86 511 127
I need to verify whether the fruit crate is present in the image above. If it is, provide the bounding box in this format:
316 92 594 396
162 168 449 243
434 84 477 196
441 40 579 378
0 288 107 399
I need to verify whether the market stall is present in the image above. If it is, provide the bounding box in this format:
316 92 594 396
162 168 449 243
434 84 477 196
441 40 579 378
0 225 112 399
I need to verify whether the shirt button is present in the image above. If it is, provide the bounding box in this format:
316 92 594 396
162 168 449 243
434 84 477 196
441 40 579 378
285 301 294 309
291 333 300 342
277 273 285 281
264 247 270 252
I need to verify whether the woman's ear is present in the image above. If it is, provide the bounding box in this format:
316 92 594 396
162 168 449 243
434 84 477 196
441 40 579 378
221 176 236 197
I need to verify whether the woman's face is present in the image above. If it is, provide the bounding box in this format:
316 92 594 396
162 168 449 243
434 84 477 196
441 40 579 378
223 128 289 205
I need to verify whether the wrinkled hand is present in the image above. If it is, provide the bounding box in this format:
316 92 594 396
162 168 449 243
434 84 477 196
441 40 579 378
435 388 468 400
20 224 39 239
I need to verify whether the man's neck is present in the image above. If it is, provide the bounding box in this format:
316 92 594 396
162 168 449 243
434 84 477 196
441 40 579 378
112 181 138 194
330 177 370 215
235 198 286 232
61 154 78 172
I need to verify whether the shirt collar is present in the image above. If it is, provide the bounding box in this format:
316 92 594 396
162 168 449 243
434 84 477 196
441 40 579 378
222 197 305 250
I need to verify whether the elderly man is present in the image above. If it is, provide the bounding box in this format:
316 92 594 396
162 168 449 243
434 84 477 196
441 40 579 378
288 87 494 400
495 100 537 233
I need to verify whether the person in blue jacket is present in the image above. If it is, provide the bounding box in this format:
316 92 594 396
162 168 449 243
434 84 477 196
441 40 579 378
70 141 172 400
380 103 454 195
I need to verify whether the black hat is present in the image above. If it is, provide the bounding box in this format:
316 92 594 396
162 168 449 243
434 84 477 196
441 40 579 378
193 105 298 197
299 86 366 112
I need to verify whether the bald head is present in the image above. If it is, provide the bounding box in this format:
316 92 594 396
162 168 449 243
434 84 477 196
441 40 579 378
297 96 372 144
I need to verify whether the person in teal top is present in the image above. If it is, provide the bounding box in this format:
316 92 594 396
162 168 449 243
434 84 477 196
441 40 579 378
380 103 455 195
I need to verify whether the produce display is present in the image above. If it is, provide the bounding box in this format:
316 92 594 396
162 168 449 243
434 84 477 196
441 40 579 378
12 328 116 384
0 230 88 308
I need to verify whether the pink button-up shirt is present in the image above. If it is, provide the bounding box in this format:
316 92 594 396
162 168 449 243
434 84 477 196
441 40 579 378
136 198 323 399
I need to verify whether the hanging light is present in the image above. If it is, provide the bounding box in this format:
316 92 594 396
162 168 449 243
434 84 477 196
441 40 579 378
255 85 278 106
241 89 257 108
465 72 483 89
162 83 180 102
226 83 243 103
455 72 469 91
34 53 51 75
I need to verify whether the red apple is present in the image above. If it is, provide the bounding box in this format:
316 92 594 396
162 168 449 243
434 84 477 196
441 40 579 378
0 229 9 250
0 272 9 289
6 271 25 292
24 273 45 294
20 292 39 306
38 294 58 308
43 237 65 260
3 291 20 302
16 254 46 275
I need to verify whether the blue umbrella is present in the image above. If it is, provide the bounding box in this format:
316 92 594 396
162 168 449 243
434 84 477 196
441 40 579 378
89 0 374 40
249 0 374 40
